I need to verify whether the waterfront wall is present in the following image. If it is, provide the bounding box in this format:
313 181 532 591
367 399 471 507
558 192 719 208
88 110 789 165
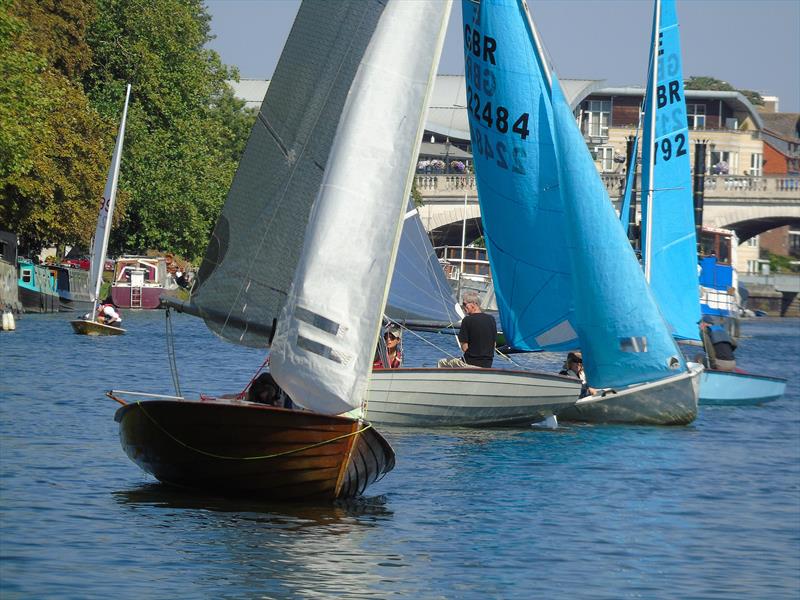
0 261 21 312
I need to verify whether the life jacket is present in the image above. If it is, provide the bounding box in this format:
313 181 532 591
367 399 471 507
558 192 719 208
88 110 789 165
708 325 736 348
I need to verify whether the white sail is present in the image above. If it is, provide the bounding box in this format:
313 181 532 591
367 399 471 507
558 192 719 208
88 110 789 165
89 84 131 311
270 0 452 415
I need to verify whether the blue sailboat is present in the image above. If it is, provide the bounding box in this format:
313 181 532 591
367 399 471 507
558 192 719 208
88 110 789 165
462 0 700 424
637 0 785 405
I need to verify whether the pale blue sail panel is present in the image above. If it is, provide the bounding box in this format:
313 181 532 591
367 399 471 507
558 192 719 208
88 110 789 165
551 74 685 389
619 135 638 233
386 205 461 326
461 0 576 351
641 0 701 341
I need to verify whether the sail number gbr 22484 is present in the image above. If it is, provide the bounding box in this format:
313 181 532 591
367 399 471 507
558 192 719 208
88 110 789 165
466 86 530 140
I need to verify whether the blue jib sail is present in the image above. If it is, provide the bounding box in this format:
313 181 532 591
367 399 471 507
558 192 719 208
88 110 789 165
619 134 638 235
550 72 686 389
461 0 577 351
640 0 701 341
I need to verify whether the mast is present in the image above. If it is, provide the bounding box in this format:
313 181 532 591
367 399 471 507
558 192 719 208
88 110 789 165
643 0 661 282
459 191 468 296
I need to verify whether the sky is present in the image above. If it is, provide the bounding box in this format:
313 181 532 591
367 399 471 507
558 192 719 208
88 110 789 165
205 0 800 113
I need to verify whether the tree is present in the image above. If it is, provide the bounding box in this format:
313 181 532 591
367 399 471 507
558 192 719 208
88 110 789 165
0 0 114 256
83 0 251 262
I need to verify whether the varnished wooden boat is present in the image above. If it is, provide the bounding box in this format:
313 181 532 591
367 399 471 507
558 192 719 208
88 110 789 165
112 394 395 501
70 319 126 335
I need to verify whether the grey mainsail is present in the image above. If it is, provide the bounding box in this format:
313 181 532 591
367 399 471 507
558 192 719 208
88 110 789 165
187 1 387 347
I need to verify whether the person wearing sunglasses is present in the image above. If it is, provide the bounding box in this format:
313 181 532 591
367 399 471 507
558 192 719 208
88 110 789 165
559 351 595 397
437 291 497 368
373 324 403 369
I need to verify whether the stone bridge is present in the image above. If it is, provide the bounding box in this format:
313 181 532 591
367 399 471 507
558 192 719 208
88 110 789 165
416 174 800 245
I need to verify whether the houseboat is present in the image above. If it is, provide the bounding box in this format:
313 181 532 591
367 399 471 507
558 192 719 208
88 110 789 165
110 256 177 309
17 259 59 313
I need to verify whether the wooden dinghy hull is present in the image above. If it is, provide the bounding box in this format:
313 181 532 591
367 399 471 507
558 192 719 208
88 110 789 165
114 398 395 501
699 370 787 406
366 368 582 427
70 319 126 336
557 364 702 426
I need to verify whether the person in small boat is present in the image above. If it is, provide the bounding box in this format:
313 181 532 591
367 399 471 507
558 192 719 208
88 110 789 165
96 300 122 326
700 317 737 372
437 291 496 368
247 372 293 408
559 351 596 398
373 324 403 369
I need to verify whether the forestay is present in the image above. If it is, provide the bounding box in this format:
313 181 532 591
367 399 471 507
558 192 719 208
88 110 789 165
89 84 130 312
269 0 452 414
550 73 686 389
461 0 577 352
640 0 701 341
187 0 387 347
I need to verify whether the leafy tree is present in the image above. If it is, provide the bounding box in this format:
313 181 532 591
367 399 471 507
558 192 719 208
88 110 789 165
0 0 113 256
83 0 252 262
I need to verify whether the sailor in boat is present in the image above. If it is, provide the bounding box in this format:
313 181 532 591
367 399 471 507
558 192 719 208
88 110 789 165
373 324 403 370
91 300 122 326
247 372 293 408
559 351 596 398
437 291 497 368
700 316 737 372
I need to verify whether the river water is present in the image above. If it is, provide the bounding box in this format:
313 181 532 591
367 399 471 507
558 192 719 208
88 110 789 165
1 312 798 599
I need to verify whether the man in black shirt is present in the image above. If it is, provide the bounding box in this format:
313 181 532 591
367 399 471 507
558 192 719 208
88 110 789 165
437 292 497 368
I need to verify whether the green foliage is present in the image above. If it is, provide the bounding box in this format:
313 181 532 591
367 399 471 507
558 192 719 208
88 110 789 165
411 179 424 207
739 89 764 106
766 251 797 274
0 0 112 255
83 0 252 262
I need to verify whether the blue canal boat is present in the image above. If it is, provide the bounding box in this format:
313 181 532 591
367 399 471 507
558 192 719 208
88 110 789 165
17 258 58 313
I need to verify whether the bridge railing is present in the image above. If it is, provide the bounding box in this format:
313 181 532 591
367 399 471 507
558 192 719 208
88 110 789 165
417 173 800 200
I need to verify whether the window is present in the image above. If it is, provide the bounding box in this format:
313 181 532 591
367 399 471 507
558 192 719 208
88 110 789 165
710 150 738 175
583 100 610 137
746 259 760 274
746 235 759 247
686 103 706 129
595 146 615 172
750 153 763 176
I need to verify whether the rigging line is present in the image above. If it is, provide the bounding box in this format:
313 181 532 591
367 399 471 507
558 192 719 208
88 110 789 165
237 354 272 399
165 308 182 397
383 315 461 361
219 7 375 338
134 401 373 461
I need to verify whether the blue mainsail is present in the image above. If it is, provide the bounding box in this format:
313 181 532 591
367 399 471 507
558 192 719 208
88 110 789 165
640 0 701 341
550 73 686 389
460 0 577 351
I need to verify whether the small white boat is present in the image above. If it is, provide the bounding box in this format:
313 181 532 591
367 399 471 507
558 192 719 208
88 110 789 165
559 363 702 426
700 370 787 406
366 367 581 427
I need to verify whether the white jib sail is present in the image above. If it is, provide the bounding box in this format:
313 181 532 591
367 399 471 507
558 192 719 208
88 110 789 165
269 0 452 415
89 84 131 312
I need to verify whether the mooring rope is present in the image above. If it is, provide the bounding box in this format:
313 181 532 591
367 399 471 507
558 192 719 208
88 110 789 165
164 308 182 397
134 401 371 461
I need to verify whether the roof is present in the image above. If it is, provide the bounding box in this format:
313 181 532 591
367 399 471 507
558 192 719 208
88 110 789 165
759 112 800 141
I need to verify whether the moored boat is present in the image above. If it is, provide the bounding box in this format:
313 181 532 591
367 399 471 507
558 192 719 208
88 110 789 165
17 258 58 313
110 256 171 309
